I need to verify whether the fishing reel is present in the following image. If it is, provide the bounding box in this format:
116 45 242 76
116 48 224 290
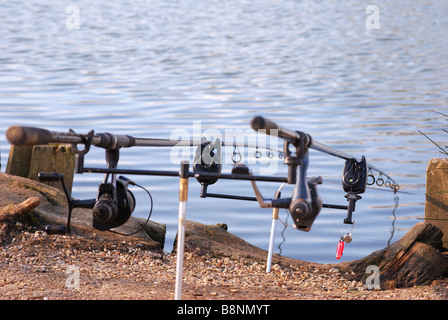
38 145 139 234
250 131 324 231
90 147 137 231
38 172 136 233
249 116 367 231
92 176 136 231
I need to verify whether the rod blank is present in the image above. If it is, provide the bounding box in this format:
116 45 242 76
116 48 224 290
6 126 195 149
251 116 399 189
251 116 355 161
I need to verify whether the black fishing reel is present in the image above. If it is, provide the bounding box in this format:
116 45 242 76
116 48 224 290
282 133 323 231
38 172 136 233
288 176 323 231
92 176 136 231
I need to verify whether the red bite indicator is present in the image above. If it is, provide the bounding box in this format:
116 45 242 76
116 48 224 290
336 240 345 259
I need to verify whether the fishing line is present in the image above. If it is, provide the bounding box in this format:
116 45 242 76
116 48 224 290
109 182 154 236
320 186 344 237
321 184 355 244
277 210 289 255
431 109 448 117
417 129 448 155
277 209 296 234
387 196 400 246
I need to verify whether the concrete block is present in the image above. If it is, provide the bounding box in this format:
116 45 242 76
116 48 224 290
425 158 448 248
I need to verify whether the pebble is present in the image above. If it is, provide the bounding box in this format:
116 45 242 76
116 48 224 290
0 231 447 300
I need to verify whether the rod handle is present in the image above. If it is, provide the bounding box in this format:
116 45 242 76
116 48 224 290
251 116 300 143
250 116 279 135
6 126 53 146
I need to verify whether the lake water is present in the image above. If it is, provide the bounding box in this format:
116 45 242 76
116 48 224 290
0 0 447 263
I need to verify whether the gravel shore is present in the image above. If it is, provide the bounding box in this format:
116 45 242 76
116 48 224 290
1 230 447 301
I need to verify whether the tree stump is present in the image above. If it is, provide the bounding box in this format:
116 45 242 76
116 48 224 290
0 196 41 244
336 222 448 288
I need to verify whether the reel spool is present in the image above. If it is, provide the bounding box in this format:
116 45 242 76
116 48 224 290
92 176 136 231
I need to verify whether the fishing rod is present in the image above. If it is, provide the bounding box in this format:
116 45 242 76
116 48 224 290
250 116 400 191
249 116 362 229
6 118 399 233
5 125 283 155
5 124 395 184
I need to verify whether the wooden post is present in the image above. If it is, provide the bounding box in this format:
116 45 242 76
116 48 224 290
425 158 448 248
5 145 33 177
6 144 75 195
28 144 75 194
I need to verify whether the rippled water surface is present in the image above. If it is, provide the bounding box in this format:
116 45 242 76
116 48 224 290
1 0 447 263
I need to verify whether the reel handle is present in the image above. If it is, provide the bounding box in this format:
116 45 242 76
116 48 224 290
37 172 62 182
